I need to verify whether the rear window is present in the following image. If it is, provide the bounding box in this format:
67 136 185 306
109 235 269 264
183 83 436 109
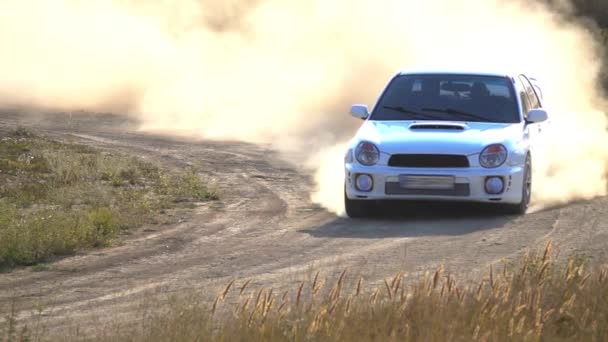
371 74 520 123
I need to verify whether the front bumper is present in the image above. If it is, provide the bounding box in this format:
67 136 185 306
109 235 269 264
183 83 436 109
345 164 525 204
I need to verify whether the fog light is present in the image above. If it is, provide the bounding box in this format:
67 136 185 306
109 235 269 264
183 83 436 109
355 174 373 192
485 176 504 195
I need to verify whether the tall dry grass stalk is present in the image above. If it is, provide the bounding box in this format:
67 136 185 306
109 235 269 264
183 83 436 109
7 242 608 341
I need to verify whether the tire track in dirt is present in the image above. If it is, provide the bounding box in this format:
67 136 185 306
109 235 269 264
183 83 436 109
0 111 606 334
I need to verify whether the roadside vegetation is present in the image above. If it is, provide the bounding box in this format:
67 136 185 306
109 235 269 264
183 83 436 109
0 128 217 270
601 28 608 54
544 0 608 87
569 0 608 28
4 243 606 341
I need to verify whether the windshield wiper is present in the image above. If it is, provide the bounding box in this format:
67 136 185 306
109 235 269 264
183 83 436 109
422 107 498 123
382 106 444 120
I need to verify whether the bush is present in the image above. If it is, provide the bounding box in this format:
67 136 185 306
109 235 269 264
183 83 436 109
89 207 118 246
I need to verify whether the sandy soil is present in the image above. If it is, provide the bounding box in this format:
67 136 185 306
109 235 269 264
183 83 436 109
0 111 606 334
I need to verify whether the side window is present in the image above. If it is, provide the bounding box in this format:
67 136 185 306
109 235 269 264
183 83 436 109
532 83 543 101
519 75 541 109
516 78 531 115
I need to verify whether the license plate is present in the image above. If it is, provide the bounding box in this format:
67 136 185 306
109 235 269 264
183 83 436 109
399 175 455 190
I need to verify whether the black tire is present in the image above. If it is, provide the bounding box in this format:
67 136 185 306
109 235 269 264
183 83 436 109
344 189 374 218
504 155 531 215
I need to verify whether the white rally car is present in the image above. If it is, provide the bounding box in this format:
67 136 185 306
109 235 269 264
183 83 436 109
344 69 548 218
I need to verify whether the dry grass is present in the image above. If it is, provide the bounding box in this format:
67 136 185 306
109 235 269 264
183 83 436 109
0 128 217 270
8 242 603 342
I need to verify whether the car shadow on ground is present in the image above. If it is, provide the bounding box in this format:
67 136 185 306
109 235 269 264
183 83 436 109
300 201 516 239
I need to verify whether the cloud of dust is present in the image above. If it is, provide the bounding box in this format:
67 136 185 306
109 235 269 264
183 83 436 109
0 0 606 215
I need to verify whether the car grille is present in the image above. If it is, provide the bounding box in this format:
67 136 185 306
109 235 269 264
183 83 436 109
385 183 471 196
388 154 470 168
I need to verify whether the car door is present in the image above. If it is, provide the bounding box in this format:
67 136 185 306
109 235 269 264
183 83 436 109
517 75 547 160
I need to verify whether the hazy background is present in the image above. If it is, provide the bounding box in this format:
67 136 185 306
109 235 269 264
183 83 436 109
0 0 607 215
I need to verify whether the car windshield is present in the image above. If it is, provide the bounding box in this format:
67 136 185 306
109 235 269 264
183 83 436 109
371 74 520 123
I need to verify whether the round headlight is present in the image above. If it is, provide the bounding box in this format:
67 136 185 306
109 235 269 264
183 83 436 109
485 176 505 195
479 144 507 168
355 174 373 192
355 142 380 166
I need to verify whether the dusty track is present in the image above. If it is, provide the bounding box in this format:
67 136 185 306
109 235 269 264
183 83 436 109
1 111 607 333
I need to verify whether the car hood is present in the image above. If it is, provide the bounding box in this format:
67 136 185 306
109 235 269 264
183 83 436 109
353 120 523 155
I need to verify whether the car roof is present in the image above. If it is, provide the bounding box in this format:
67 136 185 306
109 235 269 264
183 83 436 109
397 68 520 79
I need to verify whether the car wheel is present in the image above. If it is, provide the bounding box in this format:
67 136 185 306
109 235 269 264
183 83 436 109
504 155 531 215
344 188 374 218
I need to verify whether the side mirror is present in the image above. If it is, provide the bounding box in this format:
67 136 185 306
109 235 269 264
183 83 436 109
350 104 370 120
526 109 548 124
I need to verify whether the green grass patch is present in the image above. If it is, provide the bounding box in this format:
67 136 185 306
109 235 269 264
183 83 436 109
0 128 217 269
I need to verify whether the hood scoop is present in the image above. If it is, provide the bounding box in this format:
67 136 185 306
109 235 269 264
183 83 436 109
409 122 467 131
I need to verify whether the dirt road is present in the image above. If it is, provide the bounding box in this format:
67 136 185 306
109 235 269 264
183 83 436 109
1 111 607 333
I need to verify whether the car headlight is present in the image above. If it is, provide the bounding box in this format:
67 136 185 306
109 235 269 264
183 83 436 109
355 141 380 166
479 144 507 168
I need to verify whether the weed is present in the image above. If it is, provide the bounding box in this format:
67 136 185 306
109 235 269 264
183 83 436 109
70 243 608 342
171 167 218 201
0 130 217 269
89 207 118 246
31 264 50 272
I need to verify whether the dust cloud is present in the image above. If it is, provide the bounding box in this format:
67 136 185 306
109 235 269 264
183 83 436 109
0 0 606 215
